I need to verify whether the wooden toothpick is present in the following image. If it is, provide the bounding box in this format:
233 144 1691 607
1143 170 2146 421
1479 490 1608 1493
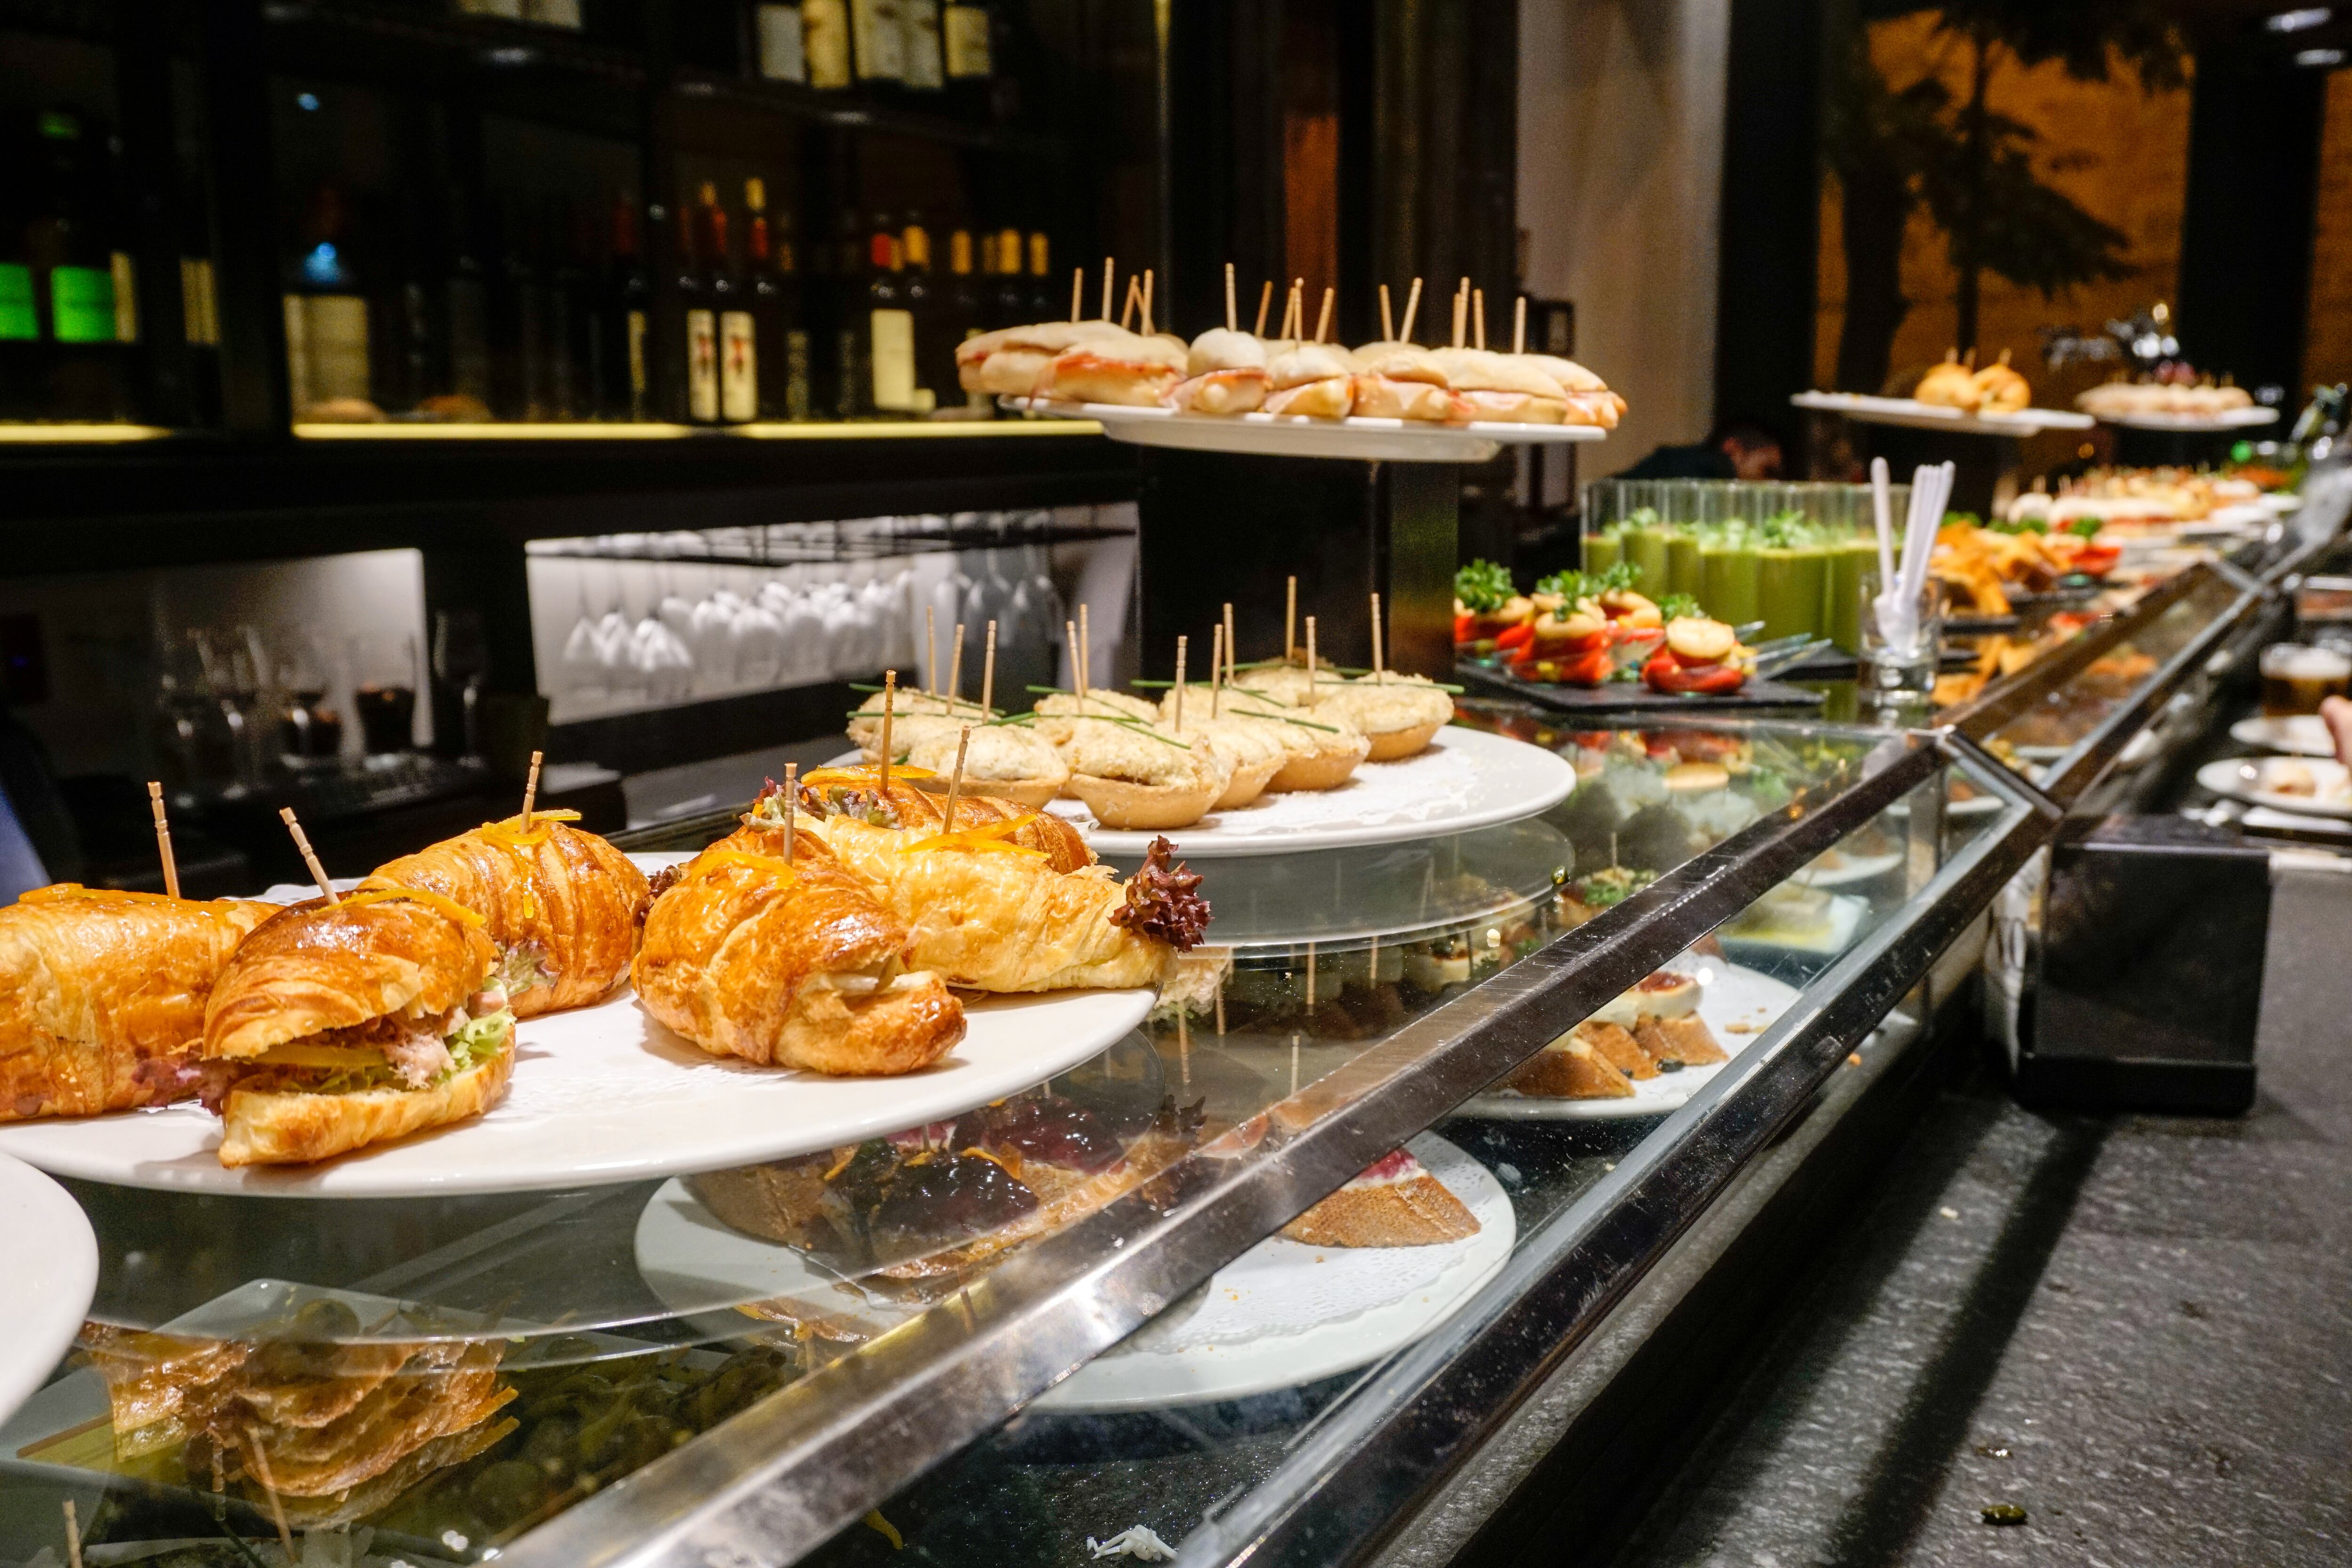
1067 618 1082 699
1224 602 1237 685
1313 286 1334 345
147 781 179 899
279 808 337 905
521 748 543 829
981 619 998 715
1401 277 1423 345
1452 279 1468 349
1141 269 1154 336
1178 1009 1190 1090
62 1499 82 1568
1305 615 1319 705
783 762 797 861
1285 577 1297 662
1473 287 1486 350
1210 622 1225 719
948 621 966 703
244 1429 294 1562
943 726 971 828
1513 294 1527 355
879 670 896 796
1225 263 1238 332
1174 636 1188 733
1119 273 1140 331
1254 279 1273 337
1101 257 1114 322
1069 267 1083 323
1078 603 1091 698
1380 283 1394 343
1371 592 1386 684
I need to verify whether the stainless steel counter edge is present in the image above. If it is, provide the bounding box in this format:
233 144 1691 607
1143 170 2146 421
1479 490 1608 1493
499 733 1954 1568
1176 734 2058 1568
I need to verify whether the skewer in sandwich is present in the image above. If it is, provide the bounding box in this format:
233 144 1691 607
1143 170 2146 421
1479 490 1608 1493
366 810 649 1018
1263 284 1355 419
634 811 965 1076
1167 263 1271 415
199 888 516 1167
0 885 275 1121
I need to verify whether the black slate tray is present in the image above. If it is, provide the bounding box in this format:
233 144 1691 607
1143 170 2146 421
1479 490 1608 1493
1456 660 1828 713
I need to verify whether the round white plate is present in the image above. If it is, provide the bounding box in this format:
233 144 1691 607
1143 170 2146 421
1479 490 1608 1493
2196 756 2352 819
633 1132 1513 1412
2087 406 2277 432
1792 849 1903 889
1047 726 1576 860
1453 960 1800 1122
1790 390 2092 437
0 986 1154 1199
0 1154 96 1425
1013 397 1606 464
2231 715 2336 758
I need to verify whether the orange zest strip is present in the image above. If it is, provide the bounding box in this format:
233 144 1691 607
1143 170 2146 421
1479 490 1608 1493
340 886 491 928
698 849 803 883
19 883 185 906
480 809 581 849
802 764 938 790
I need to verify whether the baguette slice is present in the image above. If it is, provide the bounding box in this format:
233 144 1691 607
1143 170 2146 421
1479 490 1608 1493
218 1017 515 1167
1575 1019 1657 1081
1636 1014 1727 1067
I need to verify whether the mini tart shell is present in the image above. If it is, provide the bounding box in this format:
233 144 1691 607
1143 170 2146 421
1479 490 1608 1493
1066 772 1221 830
1362 717 1446 762
1268 729 1371 792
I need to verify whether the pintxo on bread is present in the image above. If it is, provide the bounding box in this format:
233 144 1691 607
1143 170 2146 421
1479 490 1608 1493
1510 969 1726 1099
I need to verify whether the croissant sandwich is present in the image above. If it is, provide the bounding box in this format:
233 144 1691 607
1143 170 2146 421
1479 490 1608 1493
0 886 274 1122
633 819 964 1076
1034 327 1187 406
367 811 650 1018
955 319 1130 398
200 890 515 1167
776 782 1209 991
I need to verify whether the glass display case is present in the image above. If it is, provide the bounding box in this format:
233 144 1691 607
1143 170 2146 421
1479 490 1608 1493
0 704 2059 1568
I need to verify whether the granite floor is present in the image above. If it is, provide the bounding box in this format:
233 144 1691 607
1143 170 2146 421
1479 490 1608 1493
1610 871 2352 1568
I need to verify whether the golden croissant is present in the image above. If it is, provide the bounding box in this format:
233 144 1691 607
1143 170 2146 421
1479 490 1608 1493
368 812 650 1017
633 821 964 1076
0 886 273 1121
774 781 1210 993
201 889 515 1167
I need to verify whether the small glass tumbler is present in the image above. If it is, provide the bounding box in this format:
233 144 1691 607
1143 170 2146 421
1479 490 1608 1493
1857 570 1943 701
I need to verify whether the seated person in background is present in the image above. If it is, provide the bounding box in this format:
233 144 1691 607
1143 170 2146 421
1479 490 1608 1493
1616 419 1784 482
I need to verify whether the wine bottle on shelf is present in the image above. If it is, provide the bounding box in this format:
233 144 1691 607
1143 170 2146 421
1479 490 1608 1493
745 178 809 421
990 226 1025 328
867 211 915 414
25 109 131 421
488 191 547 421
803 0 853 88
1025 229 1054 320
282 181 372 421
899 213 939 414
440 184 493 418
755 1 807 81
902 0 945 90
548 195 593 420
830 206 869 418
679 196 717 424
850 0 906 85
603 193 650 421
705 182 756 424
942 227 984 411
943 0 992 117
383 192 437 415
0 136 41 421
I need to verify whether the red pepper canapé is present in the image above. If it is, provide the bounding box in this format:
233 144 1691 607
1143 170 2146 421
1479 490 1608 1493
1513 601 1616 685
1641 616 1753 697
